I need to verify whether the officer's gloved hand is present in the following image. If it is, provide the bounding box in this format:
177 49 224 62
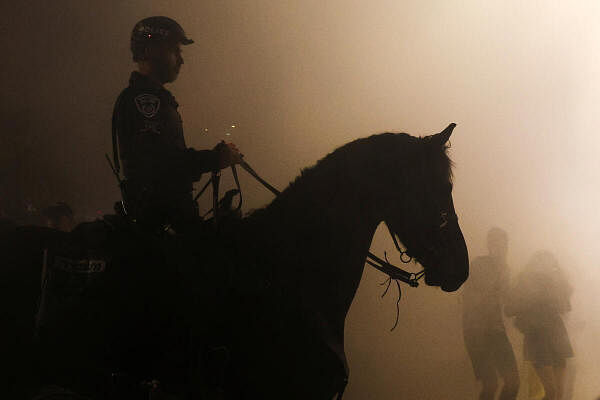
215 141 243 169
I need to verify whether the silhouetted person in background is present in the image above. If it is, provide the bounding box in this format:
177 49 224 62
462 227 520 400
112 16 242 232
41 202 74 232
506 251 573 400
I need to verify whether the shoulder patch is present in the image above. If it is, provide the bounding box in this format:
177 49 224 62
134 94 160 118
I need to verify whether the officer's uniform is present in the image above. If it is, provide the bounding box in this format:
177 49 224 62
112 17 219 231
113 72 218 230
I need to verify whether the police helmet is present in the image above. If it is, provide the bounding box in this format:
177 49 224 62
131 16 194 61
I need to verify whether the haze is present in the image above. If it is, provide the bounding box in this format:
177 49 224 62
1 1 598 398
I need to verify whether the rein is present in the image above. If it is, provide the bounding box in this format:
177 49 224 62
239 160 281 196
365 251 424 288
365 226 425 331
197 159 280 225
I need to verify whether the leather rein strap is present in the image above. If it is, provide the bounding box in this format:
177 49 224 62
366 251 424 287
238 160 281 196
199 159 280 225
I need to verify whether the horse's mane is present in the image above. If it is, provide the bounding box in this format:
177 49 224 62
247 132 452 220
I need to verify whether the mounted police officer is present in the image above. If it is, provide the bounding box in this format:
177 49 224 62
112 16 242 232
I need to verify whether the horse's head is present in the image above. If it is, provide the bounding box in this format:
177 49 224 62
378 123 468 292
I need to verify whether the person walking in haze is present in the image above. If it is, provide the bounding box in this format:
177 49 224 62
112 16 243 232
505 251 574 400
462 227 520 400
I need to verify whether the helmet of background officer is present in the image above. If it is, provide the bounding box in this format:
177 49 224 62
487 227 508 260
42 202 74 232
130 16 194 84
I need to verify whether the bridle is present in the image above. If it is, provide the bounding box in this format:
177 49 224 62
363 206 456 334
366 206 455 285
366 224 422 288
200 159 455 291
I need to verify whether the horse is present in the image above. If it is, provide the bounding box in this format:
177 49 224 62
2 123 468 399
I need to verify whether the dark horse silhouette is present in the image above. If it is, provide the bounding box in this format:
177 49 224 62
1 123 468 399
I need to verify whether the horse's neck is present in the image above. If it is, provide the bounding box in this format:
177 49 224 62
265 173 380 325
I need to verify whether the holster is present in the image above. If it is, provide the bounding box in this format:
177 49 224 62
118 179 199 232
116 179 147 221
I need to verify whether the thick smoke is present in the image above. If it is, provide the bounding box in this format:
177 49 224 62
2 1 598 398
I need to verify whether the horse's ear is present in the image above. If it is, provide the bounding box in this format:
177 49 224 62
428 123 456 146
